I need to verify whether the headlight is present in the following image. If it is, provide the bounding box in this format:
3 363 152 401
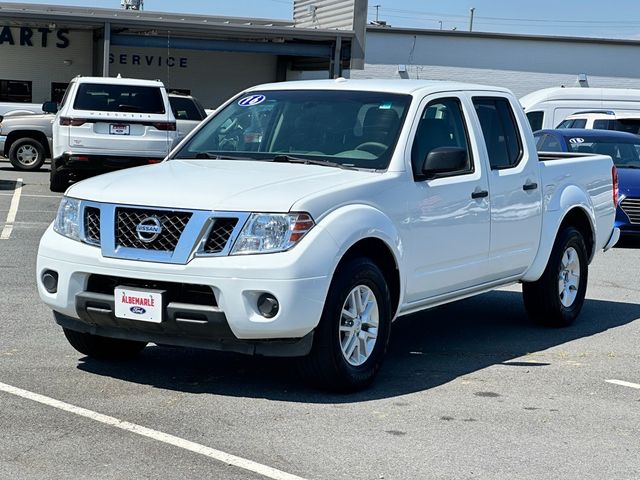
53 197 81 241
231 212 315 255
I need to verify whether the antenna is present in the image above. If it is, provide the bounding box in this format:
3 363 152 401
121 0 144 10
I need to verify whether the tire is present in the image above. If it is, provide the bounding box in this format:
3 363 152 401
63 328 147 360
8 137 46 171
300 257 392 391
49 165 70 193
522 226 588 327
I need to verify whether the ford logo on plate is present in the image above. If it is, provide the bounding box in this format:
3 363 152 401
130 306 146 315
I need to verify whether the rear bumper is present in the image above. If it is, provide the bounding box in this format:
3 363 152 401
603 227 620 251
0 135 6 155
54 153 163 174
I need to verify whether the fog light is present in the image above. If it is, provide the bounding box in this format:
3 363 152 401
42 270 58 293
257 293 279 318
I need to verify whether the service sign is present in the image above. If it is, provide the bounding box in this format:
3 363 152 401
115 287 163 323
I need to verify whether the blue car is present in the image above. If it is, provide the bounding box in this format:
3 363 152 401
534 129 640 240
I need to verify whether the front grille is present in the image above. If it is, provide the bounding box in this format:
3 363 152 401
203 218 238 253
116 208 192 251
87 274 217 306
84 207 101 245
621 197 640 224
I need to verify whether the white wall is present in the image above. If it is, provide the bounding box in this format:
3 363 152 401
352 30 640 97
0 28 93 103
108 46 278 108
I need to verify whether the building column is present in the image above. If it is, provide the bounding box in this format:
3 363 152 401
330 35 342 78
102 22 111 77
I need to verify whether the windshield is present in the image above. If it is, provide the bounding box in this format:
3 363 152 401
173 90 412 169
73 83 166 114
563 135 640 168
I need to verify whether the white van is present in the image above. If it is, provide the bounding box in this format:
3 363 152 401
45 76 177 192
520 87 640 131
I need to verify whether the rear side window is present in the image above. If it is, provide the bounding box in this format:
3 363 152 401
526 111 544 132
169 96 205 121
538 134 563 152
73 83 166 114
593 119 609 130
473 97 523 169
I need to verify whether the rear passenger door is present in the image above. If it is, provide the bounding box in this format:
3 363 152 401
403 95 491 303
472 95 543 278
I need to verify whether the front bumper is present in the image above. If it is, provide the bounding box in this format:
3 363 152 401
37 224 337 351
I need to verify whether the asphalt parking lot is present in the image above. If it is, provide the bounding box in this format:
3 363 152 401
1 158 639 480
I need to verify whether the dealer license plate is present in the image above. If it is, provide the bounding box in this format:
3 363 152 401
114 286 163 323
110 124 130 135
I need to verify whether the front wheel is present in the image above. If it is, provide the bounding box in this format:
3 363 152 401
300 257 392 391
522 226 588 327
9 137 46 171
63 328 147 360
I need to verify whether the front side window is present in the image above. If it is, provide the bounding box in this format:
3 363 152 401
526 111 544 132
73 83 165 114
411 97 473 177
174 90 411 170
473 97 523 169
169 96 205 121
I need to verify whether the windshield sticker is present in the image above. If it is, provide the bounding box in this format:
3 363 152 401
569 138 585 144
379 102 393 110
238 94 266 106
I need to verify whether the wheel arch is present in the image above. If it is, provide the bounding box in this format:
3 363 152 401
335 237 401 319
523 205 595 282
5 130 51 157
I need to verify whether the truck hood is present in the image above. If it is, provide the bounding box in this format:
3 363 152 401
3 113 53 127
618 167 640 197
67 159 379 212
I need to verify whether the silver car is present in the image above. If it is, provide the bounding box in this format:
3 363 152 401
1 93 207 171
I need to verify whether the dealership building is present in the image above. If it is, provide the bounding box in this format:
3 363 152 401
2 0 640 107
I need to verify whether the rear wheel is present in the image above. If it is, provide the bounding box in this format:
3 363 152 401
9 137 46 171
300 257 392 391
522 226 588 327
63 328 147 360
50 165 70 193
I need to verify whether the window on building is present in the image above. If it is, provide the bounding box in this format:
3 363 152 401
473 97 523 169
0 80 32 103
51 83 69 104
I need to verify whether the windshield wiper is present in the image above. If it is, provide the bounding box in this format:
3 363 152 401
271 154 355 170
190 152 255 160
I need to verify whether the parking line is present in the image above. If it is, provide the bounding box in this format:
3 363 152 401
0 381 307 480
0 192 60 199
0 178 23 240
605 379 640 390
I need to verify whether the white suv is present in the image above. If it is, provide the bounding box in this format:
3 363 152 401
45 76 177 192
556 110 640 133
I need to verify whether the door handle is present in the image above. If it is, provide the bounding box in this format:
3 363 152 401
471 190 489 199
523 182 538 191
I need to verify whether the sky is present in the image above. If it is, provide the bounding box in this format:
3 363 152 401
12 0 640 40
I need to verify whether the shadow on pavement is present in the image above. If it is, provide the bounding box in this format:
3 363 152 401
77 290 640 403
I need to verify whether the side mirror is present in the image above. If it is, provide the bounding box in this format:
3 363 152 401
42 101 58 114
422 146 468 178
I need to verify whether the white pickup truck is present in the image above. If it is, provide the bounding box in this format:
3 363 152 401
37 79 620 390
